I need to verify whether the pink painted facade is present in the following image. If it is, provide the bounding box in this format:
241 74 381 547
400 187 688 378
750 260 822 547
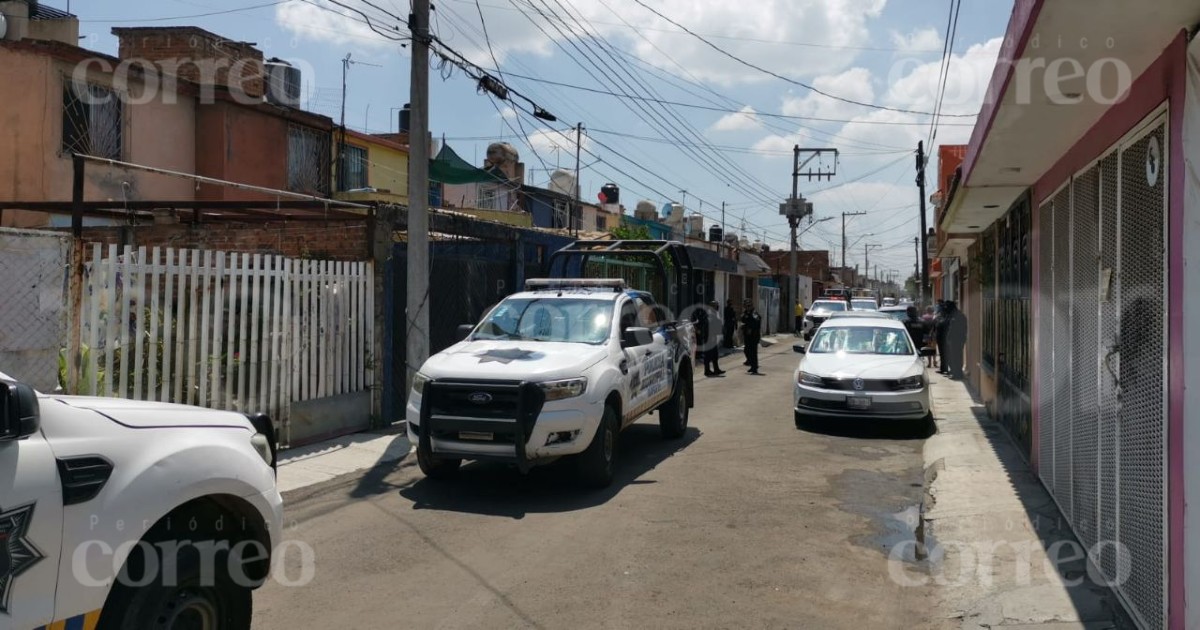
955 2 1199 626
0 39 197 227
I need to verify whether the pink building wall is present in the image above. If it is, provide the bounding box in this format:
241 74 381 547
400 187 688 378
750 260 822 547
0 41 196 227
1029 31 1188 629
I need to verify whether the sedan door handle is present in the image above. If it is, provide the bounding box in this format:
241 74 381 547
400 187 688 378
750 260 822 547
644 350 653 356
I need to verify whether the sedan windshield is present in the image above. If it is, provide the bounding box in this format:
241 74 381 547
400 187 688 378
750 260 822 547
473 298 613 344
808 326 915 355
810 301 847 313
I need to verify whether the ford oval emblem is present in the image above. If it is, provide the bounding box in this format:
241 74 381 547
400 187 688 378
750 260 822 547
468 392 493 404
853 378 865 391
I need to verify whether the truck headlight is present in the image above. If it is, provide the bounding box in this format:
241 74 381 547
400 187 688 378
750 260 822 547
539 378 587 401
797 371 824 387
897 375 925 391
411 372 431 396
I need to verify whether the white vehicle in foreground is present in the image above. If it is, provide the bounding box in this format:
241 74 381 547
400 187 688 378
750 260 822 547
407 278 695 488
792 317 934 427
0 372 282 630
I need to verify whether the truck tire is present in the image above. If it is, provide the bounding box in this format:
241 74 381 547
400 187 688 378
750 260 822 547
659 372 690 439
99 534 252 630
417 438 462 479
577 405 618 488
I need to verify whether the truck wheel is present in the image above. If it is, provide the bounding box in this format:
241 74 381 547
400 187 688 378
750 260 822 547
99 538 252 630
659 373 690 439
577 405 618 488
417 438 462 479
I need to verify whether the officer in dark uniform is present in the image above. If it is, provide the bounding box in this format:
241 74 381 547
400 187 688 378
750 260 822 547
740 298 762 374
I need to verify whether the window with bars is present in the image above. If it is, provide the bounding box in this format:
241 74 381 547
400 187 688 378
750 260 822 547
340 145 368 191
287 125 331 195
62 80 123 159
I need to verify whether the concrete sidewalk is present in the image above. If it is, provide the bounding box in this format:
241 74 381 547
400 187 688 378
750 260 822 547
277 426 411 499
922 374 1131 629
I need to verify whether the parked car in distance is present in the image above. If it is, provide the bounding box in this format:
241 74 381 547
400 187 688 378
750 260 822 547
851 299 880 311
792 318 935 428
881 297 898 307
877 305 911 322
802 299 849 340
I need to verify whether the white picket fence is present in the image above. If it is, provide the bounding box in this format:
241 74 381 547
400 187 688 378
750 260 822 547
70 244 373 447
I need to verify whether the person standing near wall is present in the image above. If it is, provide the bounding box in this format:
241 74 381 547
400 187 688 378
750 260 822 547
723 299 737 349
704 300 725 376
945 300 968 379
740 298 762 375
794 300 806 337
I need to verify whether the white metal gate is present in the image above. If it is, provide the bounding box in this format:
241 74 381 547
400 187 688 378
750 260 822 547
70 245 374 447
1036 113 1168 629
0 228 70 392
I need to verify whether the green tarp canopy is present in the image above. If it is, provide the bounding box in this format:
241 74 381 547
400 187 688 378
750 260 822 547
430 144 506 185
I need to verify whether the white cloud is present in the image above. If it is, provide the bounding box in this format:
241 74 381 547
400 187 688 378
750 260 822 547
497 106 518 120
890 28 943 54
710 106 761 132
527 127 592 156
278 0 892 86
780 67 876 120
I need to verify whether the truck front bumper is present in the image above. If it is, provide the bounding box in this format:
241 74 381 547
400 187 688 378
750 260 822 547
406 380 600 471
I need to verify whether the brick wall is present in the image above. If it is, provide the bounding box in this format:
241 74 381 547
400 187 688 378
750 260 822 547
69 221 370 261
113 27 265 99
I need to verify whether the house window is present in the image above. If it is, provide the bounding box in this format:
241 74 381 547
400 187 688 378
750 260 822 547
552 200 569 229
596 215 607 231
479 186 499 210
340 144 368 191
288 124 331 195
62 80 122 159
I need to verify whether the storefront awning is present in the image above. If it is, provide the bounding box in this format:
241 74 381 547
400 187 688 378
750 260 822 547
686 245 737 273
737 252 771 275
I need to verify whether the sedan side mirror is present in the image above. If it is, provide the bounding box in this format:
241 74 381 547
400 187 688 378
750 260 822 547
0 380 40 442
456 324 475 341
622 327 653 348
793 343 806 354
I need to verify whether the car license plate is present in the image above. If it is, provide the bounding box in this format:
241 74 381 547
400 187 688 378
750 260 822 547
459 431 493 441
847 397 872 410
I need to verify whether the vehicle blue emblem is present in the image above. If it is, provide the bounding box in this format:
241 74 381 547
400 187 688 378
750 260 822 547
853 378 865 391
468 392 493 404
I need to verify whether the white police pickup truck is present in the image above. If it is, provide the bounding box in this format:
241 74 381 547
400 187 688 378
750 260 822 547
407 277 695 487
0 372 282 630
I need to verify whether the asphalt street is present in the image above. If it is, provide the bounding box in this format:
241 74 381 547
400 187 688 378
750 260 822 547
252 341 939 629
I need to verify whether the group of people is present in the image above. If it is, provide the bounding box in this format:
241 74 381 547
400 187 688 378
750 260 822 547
903 300 968 379
690 298 764 377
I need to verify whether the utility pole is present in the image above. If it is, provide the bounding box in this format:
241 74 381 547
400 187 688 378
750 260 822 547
406 0 431 387
841 211 867 274
864 243 880 281
573 122 583 237
789 145 800 330
917 141 930 306
721 201 726 236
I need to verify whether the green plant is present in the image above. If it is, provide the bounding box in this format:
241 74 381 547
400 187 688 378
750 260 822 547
609 223 652 240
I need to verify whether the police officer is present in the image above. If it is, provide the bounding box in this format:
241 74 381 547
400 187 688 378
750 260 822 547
740 298 762 374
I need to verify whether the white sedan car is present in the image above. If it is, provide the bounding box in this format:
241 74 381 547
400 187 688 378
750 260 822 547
793 316 933 426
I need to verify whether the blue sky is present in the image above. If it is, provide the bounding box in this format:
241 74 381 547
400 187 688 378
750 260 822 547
72 0 1014 275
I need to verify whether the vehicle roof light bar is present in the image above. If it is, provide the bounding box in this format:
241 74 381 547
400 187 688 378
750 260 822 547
524 278 627 291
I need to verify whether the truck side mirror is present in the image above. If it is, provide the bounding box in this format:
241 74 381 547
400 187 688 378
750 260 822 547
622 327 652 348
456 324 474 341
0 380 40 442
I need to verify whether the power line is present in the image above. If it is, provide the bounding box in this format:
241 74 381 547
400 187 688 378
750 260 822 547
627 0 977 118
77 0 292 23
460 68 977 127
444 0 947 53
927 0 963 154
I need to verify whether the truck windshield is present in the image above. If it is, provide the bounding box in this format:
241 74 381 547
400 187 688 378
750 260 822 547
473 298 613 344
